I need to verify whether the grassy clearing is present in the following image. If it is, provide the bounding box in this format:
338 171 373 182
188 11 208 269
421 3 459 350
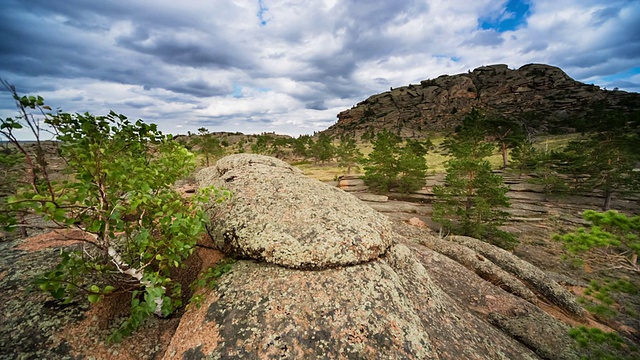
192 134 578 180
532 133 585 152
294 161 354 182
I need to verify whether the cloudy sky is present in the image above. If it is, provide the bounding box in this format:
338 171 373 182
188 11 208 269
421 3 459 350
1 0 639 139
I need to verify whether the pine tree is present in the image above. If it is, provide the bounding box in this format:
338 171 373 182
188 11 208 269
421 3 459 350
554 210 640 273
363 130 428 193
363 131 400 192
335 134 363 174
433 109 516 249
193 128 225 166
483 114 525 169
310 133 335 164
558 110 640 210
292 135 312 159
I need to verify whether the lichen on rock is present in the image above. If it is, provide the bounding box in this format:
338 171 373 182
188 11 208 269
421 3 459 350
197 154 395 270
168 154 581 359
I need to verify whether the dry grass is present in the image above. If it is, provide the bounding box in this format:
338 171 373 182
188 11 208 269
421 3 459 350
532 133 585 152
294 161 354 182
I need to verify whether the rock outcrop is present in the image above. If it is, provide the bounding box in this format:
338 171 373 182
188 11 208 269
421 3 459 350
195 154 394 269
322 63 640 138
165 154 587 359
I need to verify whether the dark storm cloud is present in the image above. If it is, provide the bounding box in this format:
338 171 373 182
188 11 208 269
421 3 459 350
305 100 327 111
116 26 252 70
165 79 232 98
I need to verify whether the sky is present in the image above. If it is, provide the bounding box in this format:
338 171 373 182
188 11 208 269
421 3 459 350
1 0 639 139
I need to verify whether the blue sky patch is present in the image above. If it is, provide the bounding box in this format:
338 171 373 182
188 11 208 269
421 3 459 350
257 0 269 26
600 66 640 82
232 83 243 98
481 0 530 32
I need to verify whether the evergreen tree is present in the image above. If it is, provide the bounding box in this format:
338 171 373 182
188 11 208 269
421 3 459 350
363 131 402 192
251 134 272 154
363 130 428 193
554 210 640 273
558 111 640 210
309 133 335 163
335 134 363 174
269 137 291 159
292 135 312 159
509 141 568 200
483 114 526 169
433 109 516 249
193 128 224 166
396 145 428 193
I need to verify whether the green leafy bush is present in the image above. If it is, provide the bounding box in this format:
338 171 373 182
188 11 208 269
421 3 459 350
0 83 229 340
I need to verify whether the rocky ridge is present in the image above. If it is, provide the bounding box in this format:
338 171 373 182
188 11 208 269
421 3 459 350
322 63 640 138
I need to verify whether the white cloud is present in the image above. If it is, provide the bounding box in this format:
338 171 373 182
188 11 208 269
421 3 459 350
1 0 638 139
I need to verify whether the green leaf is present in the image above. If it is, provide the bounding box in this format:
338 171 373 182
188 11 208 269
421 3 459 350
88 294 101 303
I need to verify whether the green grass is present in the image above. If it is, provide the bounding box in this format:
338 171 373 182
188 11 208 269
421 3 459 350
197 134 583 179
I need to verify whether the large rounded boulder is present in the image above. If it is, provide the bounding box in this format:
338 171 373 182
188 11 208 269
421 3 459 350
196 154 394 269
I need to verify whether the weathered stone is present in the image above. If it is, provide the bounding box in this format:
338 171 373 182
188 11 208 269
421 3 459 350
407 217 427 228
510 183 545 192
354 193 389 202
340 185 369 192
166 244 541 360
197 154 394 270
339 179 365 186
367 201 431 215
447 235 586 319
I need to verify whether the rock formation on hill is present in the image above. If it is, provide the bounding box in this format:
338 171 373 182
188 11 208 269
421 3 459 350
164 154 588 359
322 63 640 138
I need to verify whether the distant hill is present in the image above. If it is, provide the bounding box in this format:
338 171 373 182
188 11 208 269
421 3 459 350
322 64 640 138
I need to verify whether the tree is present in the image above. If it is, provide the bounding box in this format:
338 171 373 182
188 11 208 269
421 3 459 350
509 141 568 200
0 84 228 341
363 131 402 192
309 133 335 164
292 135 313 159
362 130 428 193
433 109 516 249
509 140 540 177
193 127 225 167
335 134 363 174
554 210 640 273
396 145 428 193
559 113 640 211
269 137 291 159
483 114 526 169
251 134 272 154
405 138 434 157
